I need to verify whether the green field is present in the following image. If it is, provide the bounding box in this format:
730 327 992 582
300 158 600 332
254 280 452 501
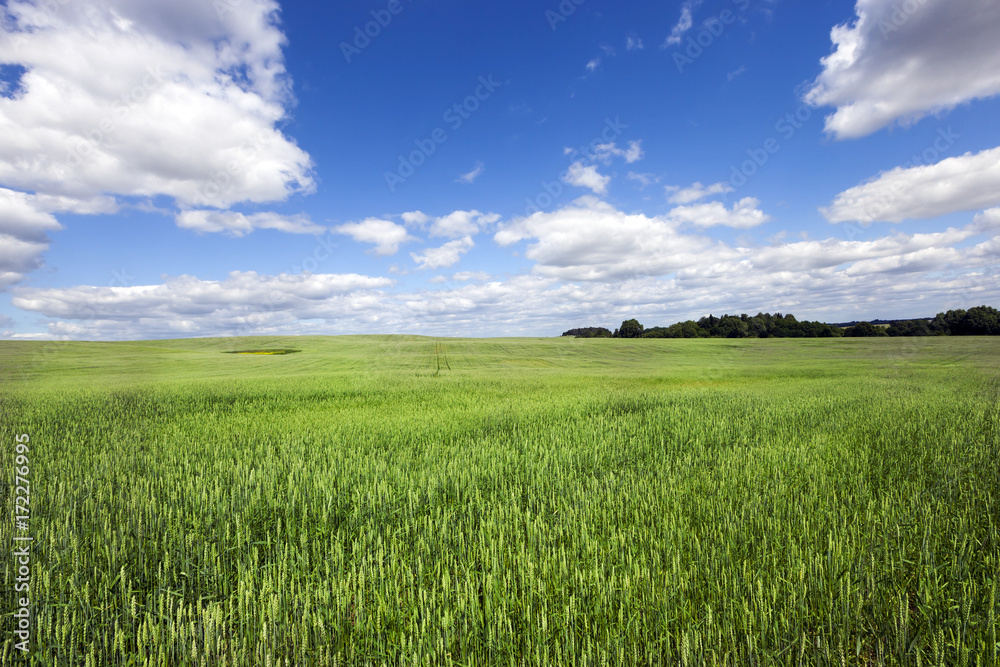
1 336 999 666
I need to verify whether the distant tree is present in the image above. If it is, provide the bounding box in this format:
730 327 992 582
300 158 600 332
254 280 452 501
927 306 1000 335
846 321 887 337
929 312 951 335
954 305 1000 335
680 321 706 338
887 320 930 337
717 315 748 338
820 323 844 338
616 319 644 338
748 316 768 338
560 306 998 341
561 327 613 338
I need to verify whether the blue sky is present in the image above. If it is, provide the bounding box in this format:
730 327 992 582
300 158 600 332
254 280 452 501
1 0 999 338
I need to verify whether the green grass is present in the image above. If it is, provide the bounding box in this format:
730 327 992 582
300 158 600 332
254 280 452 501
1 336 998 665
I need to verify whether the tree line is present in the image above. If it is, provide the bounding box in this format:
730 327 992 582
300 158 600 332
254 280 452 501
561 305 1000 339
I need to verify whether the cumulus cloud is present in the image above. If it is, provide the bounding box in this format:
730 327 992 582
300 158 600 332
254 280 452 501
748 226 972 272
11 199 1000 339
972 208 1000 234
0 188 62 289
400 211 430 226
176 210 325 236
0 0 313 208
10 270 394 338
823 145 1000 223
410 236 475 270
563 162 611 195
805 0 1000 138
0 0 315 289
667 181 735 204
668 197 770 229
429 210 500 239
626 34 644 51
592 141 644 164
334 218 415 256
494 196 722 281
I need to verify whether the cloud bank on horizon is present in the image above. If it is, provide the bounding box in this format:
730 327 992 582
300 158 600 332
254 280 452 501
1 0 999 339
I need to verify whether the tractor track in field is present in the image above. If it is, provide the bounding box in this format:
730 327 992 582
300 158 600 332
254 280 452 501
434 340 451 375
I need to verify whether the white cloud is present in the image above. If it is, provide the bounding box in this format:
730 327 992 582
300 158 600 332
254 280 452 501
626 34 644 51
805 0 1000 138
452 271 492 282
11 270 394 338
410 236 475 270
10 202 1000 338
823 145 1000 223
400 211 430 226
0 0 314 290
334 218 415 255
176 210 325 237
0 188 62 289
973 208 1000 234
747 226 973 272
586 58 601 73
664 2 699 47
667 181 734 204
429 210 501 239
627 172 658 188
456 162 485 184
494 196 721 281
592 141 644 164
0 0 313 208
667 197 770 229
624 141 644 164
563 162 611 194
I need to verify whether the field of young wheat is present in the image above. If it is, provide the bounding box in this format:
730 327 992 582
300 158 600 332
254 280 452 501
1 336 998 666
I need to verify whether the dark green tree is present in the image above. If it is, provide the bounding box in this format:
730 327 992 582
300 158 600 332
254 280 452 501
954 305 1000 335
616 319 645 338
562 327 613 338
846 321 887 337
887 320 931 337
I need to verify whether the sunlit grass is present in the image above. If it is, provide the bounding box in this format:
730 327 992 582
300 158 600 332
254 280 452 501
225 349 302 356
1 336 998 665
